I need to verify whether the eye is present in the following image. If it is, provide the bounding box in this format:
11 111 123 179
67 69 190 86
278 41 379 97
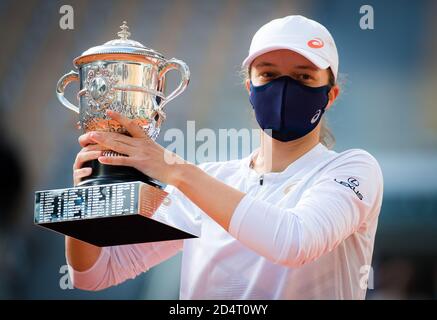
297 73 313 81
260 72 276 79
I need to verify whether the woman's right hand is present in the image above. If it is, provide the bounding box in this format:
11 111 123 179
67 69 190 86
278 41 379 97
73 133 106 186
67 133 105 276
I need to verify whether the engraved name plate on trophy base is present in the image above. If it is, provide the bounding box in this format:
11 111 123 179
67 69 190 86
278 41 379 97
35 182 196 247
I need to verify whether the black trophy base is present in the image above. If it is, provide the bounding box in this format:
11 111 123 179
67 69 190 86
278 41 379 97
79 159 161 187
34 163 199 246
38 214 196 247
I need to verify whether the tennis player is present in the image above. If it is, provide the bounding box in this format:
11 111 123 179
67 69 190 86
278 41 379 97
66 15 383 299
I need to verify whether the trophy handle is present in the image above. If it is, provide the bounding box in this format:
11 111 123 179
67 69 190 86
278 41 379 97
157 59 190 110
56 70 80 113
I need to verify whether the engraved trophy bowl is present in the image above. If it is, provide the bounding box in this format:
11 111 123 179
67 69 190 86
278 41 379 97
34 22 199 247
56 21 190 186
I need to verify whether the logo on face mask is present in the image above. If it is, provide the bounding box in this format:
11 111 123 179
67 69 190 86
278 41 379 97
310 109 322 124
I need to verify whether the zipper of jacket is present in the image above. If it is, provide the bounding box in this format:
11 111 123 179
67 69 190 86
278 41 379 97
249 156 264 191
259 174 264 186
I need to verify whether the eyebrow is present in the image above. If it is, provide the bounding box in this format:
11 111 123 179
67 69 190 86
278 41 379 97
294 65 319 72
253 62 277 68
253 62 319 72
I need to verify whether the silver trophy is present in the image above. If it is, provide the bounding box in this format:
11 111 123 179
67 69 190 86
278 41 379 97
34 22 197 246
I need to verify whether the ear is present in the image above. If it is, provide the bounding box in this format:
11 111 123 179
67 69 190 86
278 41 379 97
245 79 251 95
325 85 340 111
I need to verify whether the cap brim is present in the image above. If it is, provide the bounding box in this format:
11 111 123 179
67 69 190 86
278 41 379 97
242 45 330 71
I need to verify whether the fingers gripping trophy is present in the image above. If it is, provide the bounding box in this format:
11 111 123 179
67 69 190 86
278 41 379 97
34 22 198 246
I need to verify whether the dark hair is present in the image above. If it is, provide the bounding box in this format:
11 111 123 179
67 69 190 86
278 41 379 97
320 69 336 149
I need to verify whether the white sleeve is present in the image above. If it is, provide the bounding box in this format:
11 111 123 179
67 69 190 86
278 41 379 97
67 184 201 291
67 239 183 291
228 152 383 268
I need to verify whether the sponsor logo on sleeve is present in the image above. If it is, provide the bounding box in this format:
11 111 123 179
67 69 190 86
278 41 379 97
334 177 364 200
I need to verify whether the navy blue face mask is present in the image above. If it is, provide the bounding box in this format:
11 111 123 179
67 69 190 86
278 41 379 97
249 76 331 142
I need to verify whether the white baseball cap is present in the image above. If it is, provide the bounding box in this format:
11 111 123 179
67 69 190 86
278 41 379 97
242 15 339 81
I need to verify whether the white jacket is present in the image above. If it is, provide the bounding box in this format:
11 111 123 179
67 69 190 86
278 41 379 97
67 143 384 299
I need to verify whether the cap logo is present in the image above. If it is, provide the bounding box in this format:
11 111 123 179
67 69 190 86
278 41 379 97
307 38 324 49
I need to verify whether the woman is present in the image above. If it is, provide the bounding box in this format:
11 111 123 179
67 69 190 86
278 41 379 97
66 15 383 299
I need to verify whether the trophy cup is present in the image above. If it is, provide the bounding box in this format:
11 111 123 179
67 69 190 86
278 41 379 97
34 22 198 246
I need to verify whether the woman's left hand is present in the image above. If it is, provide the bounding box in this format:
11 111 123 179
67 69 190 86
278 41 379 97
84 110 186 186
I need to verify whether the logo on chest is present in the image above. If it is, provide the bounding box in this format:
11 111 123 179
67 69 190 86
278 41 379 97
283 181 301 195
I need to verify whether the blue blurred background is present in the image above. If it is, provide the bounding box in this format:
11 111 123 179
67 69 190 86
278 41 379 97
0 0 436 299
